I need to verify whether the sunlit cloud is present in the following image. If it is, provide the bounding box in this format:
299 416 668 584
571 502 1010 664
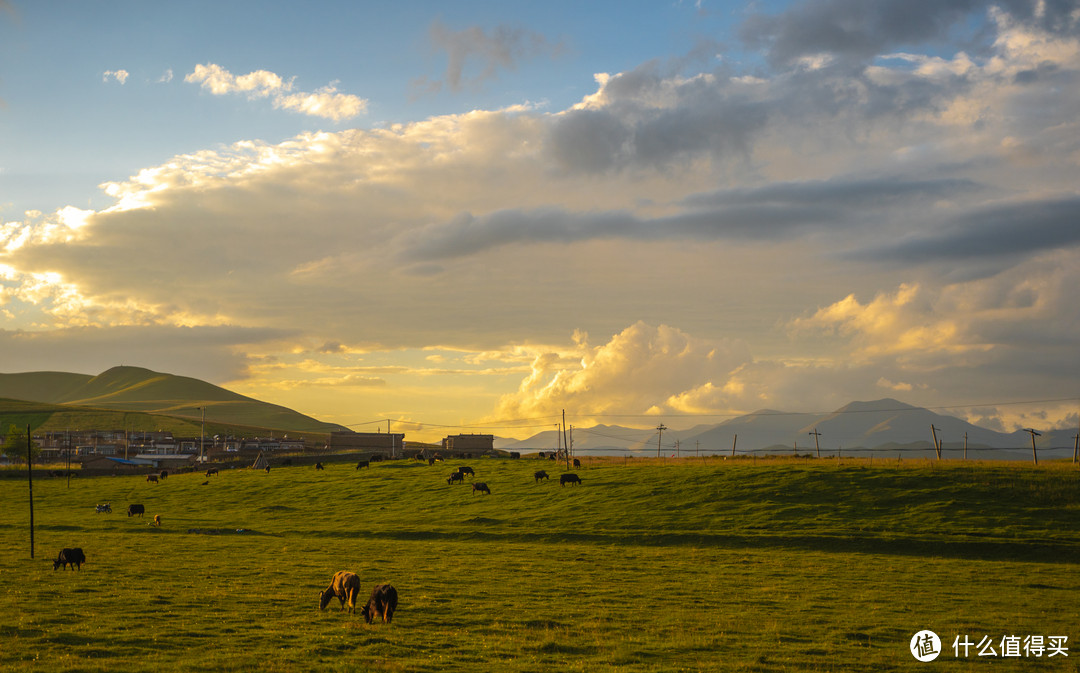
184 63 367 121
102 69 129 84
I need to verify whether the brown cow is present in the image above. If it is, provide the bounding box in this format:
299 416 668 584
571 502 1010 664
319 571 361 614
146 474 158 484
363 584 398 624
472 482 491 495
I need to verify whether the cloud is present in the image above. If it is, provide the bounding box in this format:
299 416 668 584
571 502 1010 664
490 322 753 422
103 69 129 84
739 0 1080 66
157 69 174 84
425 19 565 93
184 63 367 121
0 325 293 383
857 196 1080 264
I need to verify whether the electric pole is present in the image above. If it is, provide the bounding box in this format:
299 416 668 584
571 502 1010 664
656 423 666 458
809 429 821 458
930 425 942 460
1025 428 1041 465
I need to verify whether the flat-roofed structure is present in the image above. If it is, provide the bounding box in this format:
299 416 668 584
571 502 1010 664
329 431 405 458
441 434 494 456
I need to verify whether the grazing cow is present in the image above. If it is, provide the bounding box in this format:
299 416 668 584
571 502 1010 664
146 474 159 484
537 452 546 459
265 465 271 473
363 584 398 624
510 452 520 459
428 457 436 466
457 466 475 477
53 547 86 571
472 482 491 495
549 453 557 461
152 514 162 527
573 458 581 468
355 460 369 470
205 468 219 477
159 470 169 480
319 571 361 614
95 503 112 514
127 504 145 517
315 462 325 470
560 473 582 486
447 471 464 485
534 470 549 483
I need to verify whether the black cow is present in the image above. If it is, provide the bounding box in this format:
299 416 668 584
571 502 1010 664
472 482 491 495
363 584 398 624
457 466 474 477
315 462 325 471
573 458 581 468
146 474 159 484
159 470 169 480
447 471 464 485
127 503 145 517
205 468 219 477
534 470 550 483
355 460 369 470
560 473 582 486
53 547 86 571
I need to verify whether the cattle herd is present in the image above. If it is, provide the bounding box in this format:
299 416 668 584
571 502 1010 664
57 452 587 628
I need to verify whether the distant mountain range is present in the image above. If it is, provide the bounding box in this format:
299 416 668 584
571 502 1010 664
0 366 347 436
496 399 1079 461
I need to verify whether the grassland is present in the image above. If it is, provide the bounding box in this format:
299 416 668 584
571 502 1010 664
2 457 1078 672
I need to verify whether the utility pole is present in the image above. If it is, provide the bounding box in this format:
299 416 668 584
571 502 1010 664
1025 428 1041 465
562 410 569 469
656 423 666 458
1073 434 1078 465
200 407 206 464
964 432 968 461
27 425 34 559
809 429 821 458
568 426 573 470
930 425 942 460
675 439 680 458
731 434 737 458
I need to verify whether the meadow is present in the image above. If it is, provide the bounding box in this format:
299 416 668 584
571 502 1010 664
1 456 1078 672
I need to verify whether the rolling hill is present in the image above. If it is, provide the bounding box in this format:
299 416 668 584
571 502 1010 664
0 366 347 436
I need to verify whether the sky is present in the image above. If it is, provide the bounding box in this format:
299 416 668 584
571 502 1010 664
1 0 1079 443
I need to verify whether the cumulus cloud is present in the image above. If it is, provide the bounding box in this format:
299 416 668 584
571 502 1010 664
184 63 367 121
103 69 129 84
491 322 753 422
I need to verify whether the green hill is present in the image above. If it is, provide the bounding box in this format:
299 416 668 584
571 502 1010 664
0 366 346 436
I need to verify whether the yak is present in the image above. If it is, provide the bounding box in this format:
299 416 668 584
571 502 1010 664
127 503 145 517
363 584 398 624
319 570 362 614
534 470 550 483
53 547 86 571
447 471 464 485
472 482 491 495
560 473 582 486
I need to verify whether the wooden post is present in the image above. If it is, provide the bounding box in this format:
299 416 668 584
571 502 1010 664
1025 429 1040 465
1073 434 1078 465
964 432 968 461
809 429 821 458
731 434 737 458
930 425 941 460
27 424 34 559
562 410 569 470
656 423 666 459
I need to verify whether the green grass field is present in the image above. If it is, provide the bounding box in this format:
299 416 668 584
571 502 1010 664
2 457 1079 671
